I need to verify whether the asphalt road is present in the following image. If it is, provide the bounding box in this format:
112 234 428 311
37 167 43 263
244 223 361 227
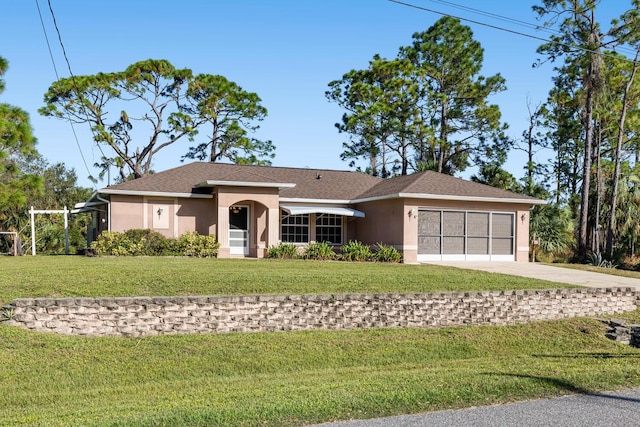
310 388 640 427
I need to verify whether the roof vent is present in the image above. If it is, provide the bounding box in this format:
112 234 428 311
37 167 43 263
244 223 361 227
316 173 322 180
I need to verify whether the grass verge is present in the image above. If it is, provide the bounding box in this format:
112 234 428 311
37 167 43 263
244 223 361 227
2 317 640 426
550 263 640 279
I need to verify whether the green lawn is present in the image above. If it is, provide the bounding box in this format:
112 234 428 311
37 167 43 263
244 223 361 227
1 256 639 426
0 256 568 306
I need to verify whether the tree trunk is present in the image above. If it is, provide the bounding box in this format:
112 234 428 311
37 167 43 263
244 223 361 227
593 124 602 253
606 55 638 256
578 62 595 259
438 102 448 174
578 19 602 258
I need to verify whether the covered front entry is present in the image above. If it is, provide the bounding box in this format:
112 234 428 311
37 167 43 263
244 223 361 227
417 209 515 262
229 205 249 255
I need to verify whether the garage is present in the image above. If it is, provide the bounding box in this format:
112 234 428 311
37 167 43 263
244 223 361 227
417 209 515 261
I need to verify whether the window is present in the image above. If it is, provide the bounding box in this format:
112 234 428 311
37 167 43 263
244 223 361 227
315 214 342 244
281 211 309 243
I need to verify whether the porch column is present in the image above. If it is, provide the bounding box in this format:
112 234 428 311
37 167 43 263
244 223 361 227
217 205 230 258
515 209 530 262
268 208 280 248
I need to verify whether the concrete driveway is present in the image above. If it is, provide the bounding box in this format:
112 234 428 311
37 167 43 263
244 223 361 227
426 261 640 291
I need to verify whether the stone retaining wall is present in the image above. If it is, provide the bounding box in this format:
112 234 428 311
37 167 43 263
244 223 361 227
2 287 637 337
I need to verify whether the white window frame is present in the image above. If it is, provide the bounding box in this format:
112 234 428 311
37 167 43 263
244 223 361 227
280 211 310 243
315 213 343 245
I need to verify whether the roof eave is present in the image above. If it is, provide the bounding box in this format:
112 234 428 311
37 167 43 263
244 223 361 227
278 197 353 204
351 193 546 205
99 189 213 199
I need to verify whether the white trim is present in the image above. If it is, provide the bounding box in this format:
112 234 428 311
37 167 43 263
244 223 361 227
100 189 213 198
229 205 250 256
196 180 296 190
352 192 546 205
418 254 516 262
278 197 353 204
281 205 365 218
100 188 543 205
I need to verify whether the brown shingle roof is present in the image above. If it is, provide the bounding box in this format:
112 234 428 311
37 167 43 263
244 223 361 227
104 162 383 200
103 162 542 203
354 171 542 202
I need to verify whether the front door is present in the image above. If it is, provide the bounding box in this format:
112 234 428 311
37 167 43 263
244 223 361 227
229 206 249 255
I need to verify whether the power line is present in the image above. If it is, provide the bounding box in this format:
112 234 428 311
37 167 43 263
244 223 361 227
424 0 639 57
388 0 638 64
35 0 104 189
426 0 553 34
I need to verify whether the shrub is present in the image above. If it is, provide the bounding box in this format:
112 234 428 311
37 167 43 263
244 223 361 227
267 243 299 259
340 240 373 262
372 243 403 263
302 241 336 260
178 231 220 258
587 252 618 269
93 231 146 256
94 230 219 257
123 229 174 255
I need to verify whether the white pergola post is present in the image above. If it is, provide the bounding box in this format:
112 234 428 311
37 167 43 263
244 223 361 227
30 206 70 256
30 206 35 256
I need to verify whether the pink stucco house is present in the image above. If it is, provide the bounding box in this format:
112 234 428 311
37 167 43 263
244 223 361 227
78 162 545 263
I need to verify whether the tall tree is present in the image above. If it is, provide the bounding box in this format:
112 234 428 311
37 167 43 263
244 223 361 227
327 17 508 177
181 74 275 165
0 55 42 228
603 3 640 256
399 16 509 175
470 163 523 193
326 56 408 177
517 99 549 194
542 66 584 211
534 0 608 258
604 51 640 256
41 59 196 180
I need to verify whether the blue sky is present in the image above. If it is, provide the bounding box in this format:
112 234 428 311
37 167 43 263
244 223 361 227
0 0 631 189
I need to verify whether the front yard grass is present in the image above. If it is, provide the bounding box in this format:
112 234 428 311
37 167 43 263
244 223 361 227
1 256 638 426
0 256 569 306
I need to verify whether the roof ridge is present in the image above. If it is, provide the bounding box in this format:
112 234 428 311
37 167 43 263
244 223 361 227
201 161 375 175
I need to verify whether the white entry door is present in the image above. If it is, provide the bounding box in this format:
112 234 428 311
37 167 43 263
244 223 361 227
229 206 249 255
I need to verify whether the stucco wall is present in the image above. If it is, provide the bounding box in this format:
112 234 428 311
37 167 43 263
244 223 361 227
355 198 406 247
4 288 636 337
175 198 216 236
110 195 144 232
110 195 216 239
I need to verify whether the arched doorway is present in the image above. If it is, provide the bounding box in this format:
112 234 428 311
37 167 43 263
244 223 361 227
229 205 249 256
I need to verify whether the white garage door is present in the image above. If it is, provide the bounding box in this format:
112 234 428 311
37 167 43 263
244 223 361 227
417 209 515 262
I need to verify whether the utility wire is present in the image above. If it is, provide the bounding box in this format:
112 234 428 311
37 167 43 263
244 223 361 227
388 0 639 64
36 0 110 188
425 0 639 57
